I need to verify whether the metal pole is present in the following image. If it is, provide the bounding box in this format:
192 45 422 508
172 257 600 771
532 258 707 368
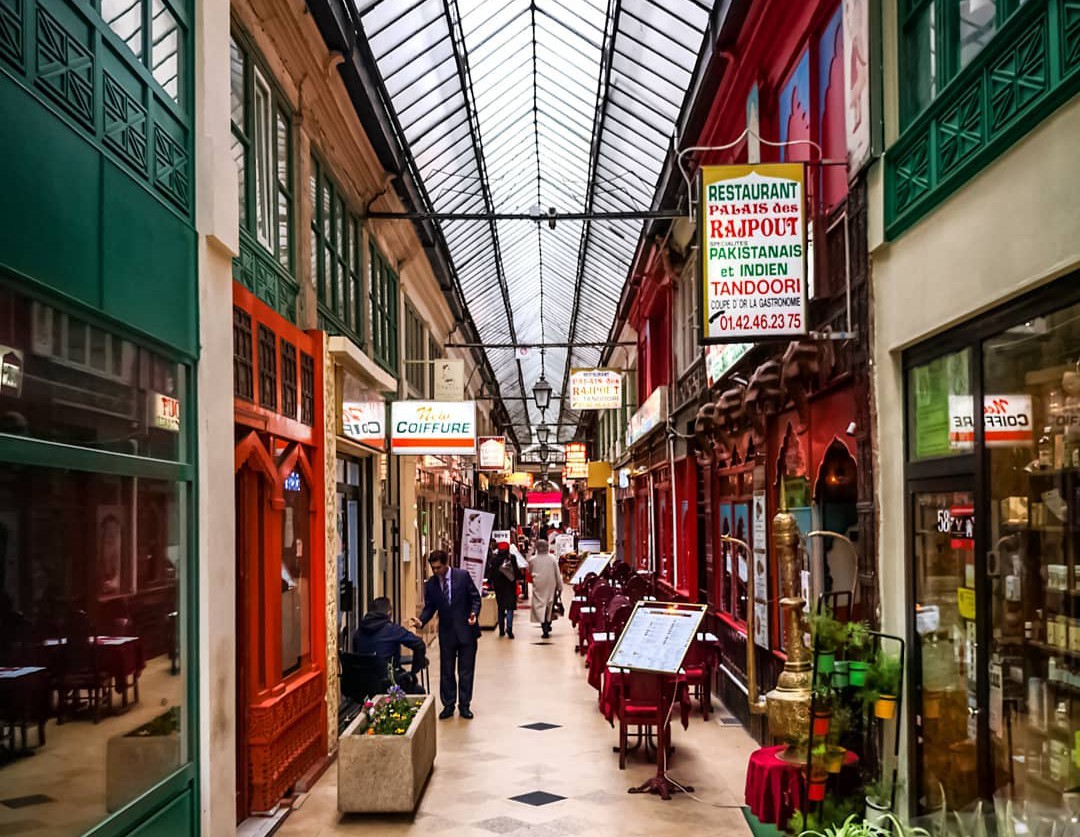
364 209 688 222
445 341 636 349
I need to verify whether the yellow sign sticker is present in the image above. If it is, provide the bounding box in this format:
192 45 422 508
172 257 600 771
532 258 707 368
957 587 976 621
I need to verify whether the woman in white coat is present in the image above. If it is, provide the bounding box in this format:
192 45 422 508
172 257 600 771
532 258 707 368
528 539 561 639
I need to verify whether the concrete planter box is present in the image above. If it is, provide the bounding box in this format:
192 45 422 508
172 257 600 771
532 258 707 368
105 715 181 812
338 694 436 813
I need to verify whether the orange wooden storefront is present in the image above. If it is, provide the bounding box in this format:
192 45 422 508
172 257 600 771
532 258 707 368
232 283 327 817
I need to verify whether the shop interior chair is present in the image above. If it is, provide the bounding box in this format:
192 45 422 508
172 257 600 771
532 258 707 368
56 611 109 724
681 638 715 720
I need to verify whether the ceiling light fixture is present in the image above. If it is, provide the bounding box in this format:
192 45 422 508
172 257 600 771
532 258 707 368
536 424 550 445
533 376 552 412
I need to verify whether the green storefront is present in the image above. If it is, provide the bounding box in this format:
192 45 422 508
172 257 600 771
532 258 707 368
0 0 198 834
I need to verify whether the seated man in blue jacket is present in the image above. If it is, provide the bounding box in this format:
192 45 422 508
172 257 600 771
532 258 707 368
353 596 427 694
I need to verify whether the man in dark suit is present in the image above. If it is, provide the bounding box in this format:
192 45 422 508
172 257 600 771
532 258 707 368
409 550 481 719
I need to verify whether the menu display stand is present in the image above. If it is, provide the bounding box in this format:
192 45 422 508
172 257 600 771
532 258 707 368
570 553 613 585
608 601 707 799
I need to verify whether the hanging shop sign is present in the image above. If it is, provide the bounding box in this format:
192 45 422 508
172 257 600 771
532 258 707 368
505 471 534 488
390 400 477 455
569 368 622 410
341 400 386 450
705 342 753 388
948 394 1034 449
526 490 562 509
150 391 180 432
477 436 507 471
700 163 808 342
587 460 612 489
618 467 630 489
843 0 872 175
433 358 465 401
565 442 588 479
626 386 668 448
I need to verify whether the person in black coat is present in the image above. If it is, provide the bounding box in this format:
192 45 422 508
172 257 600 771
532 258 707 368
352 596 427 693
485 542 522 639
409 550 481 719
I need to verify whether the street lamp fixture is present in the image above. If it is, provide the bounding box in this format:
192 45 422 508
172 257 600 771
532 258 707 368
538 444 549 463
536 424 550 445
533 376 552 412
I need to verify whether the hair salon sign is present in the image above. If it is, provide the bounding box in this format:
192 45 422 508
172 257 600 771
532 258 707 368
948 394 1033 449
390 401 477 455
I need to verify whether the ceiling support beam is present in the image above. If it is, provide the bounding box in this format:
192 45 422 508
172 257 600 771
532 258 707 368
365 209 686 222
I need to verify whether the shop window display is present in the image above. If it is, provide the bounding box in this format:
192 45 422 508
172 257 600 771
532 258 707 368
984 300 1080 816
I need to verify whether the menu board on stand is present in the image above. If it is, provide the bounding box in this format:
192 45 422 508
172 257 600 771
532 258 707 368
570 553 613 585
607 602 707 674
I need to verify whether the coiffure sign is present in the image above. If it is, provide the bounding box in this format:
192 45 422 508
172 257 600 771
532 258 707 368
390 401 477 455
700 164 808 342
948 394 1034 449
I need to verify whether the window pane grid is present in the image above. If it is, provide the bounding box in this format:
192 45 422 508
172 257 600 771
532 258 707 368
309 154 364 345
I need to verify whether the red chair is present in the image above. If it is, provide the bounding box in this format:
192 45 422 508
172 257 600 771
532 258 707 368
681 639 716 720
614 671 686 770
56 611 110 724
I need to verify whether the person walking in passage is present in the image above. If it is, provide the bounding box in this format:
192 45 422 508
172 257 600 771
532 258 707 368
528 539 561 639
485 540 522 639
409 550 481 719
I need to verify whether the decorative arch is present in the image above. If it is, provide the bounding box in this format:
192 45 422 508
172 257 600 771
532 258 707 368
813 437 858 503
235 430 284 507
277 442 318 517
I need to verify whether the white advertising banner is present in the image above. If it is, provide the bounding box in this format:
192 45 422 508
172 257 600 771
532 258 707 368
705 342 753 388
752 490 769 649
843 0 872 174
390 401 477 455
461 509 495 594
553 533 575 561
569 368 622 410
701 164 807 342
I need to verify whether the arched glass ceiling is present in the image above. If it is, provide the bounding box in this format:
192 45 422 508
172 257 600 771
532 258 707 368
355 0 711 446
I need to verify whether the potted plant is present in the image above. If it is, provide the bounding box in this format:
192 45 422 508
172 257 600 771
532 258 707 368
846 622 871 687
863 778 893 827
338 683 436 813
811 609 847 675
867 649 901 720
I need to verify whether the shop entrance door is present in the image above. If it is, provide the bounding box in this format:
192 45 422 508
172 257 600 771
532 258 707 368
910 484 982 815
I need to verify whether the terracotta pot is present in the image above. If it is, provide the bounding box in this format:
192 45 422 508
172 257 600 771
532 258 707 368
848 660 868 686
825 746 846 774
875 695 897 720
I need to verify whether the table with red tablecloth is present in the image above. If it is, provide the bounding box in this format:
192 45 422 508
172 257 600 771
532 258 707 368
0 666 49 750
42 636 146 708
744 744 858 828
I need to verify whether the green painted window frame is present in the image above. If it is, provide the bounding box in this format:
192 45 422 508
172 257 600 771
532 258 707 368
899 0 1027 127
310 155 364 344
0 282 200 837
368 243 399 374
886 0 1080 239
230 29 292 274
98 0 187 107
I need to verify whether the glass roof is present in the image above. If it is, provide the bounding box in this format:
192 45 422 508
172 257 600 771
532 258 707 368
356 0 711 446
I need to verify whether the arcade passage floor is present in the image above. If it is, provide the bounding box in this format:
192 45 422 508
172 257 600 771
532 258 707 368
277 606 755 836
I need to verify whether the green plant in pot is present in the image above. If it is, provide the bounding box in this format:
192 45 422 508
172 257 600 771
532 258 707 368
866 649 901 720
811 608 846 676
845 622 871 687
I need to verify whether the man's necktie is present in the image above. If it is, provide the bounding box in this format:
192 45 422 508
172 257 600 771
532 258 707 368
441 575 449 602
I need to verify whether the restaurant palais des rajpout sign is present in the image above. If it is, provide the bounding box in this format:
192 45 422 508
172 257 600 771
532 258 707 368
700 163 808 342
569 368 622 410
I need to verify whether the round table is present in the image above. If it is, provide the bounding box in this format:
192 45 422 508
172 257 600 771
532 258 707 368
744 744 858 829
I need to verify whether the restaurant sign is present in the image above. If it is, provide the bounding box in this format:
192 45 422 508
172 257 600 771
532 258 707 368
390 400 477 455
478 436 507 470
565 442 588 480
627 386 668 448
948 395 1033 449
505 471 534 488
526 490 563 509
569 368 622 410
151 392 180 432
700 163 808 342
342 400 385 450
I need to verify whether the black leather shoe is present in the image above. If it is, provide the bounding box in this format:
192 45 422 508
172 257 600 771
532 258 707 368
507 632 514 639
459 708 474 719
439 707 455 720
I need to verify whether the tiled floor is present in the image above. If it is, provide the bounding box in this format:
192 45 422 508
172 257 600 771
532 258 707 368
276 604 755 837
